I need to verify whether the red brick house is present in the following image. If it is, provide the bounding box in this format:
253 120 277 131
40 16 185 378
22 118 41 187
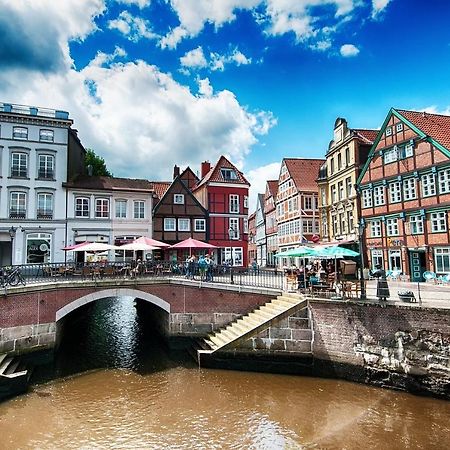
357 108 450 280
193 156 250 267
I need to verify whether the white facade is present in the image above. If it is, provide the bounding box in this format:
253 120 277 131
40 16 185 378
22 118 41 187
0 103 74 265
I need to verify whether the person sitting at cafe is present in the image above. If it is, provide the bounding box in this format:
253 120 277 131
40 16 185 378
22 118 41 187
309 271 320 286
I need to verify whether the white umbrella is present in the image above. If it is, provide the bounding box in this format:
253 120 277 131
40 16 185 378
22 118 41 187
72 242 120 252
119 242 159 251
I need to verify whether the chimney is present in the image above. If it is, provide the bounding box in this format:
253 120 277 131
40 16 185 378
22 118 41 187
173 164 180 179
201 161 211 178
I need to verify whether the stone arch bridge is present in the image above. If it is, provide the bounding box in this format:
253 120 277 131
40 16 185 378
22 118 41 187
0 278 278 354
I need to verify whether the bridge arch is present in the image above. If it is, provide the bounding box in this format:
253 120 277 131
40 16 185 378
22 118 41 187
55 288 171 321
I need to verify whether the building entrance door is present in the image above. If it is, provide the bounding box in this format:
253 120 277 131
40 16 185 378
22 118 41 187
408 250 426 282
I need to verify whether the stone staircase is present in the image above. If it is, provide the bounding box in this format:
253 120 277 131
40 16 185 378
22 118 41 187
195 293 311 365
0 353 30 400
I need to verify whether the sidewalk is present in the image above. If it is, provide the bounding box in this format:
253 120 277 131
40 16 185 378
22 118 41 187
363 279 450 309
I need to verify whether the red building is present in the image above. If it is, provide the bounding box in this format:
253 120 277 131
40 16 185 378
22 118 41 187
358 108 450 280
248 211 256 264
193 156 250 267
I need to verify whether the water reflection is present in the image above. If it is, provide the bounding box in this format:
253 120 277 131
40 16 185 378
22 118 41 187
0 297 449 449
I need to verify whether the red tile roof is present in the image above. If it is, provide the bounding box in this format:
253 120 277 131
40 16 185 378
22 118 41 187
354 129 378 144
195 155 250 189
151 181 171 200
266 180 278 198
65 175 154 191
284 158 325 191
396 109 450 150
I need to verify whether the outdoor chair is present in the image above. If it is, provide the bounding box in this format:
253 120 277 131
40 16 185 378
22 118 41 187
423 271 437 283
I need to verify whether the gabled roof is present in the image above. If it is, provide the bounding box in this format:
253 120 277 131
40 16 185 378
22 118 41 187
396 109 450 150
283 158 325 191
151 181 171 200
353 129 378 144
266 180 278 199
194 155 250 189
180 167 199 190
64 175 154 192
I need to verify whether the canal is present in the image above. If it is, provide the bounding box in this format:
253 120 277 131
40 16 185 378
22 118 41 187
0 297 449 449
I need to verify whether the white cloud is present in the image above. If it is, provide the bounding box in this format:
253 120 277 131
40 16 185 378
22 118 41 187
180 47 208 69
340 43 360 57
108 10 157 42
246 162 281 213
371 0 391 19
116 0 151 9
89 46 127 67
198 78 214 97
420 105 450 116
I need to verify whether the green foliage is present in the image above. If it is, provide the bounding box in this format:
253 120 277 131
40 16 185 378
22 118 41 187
85 148 112 177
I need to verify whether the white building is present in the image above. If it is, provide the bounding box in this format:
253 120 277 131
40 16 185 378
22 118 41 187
0 102 84 265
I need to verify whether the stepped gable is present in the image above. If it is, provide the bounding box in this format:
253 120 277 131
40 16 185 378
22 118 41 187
284 158 325 191
396 109 450 150
195 155 250 189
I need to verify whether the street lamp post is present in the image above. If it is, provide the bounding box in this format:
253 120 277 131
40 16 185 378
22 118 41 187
358 220 367 300
9 226 16 265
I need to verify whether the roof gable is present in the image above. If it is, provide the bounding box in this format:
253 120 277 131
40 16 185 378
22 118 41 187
265 180 278 199
283 158 325 191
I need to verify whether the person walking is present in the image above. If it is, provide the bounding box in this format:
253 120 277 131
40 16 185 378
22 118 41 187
370 264 390 302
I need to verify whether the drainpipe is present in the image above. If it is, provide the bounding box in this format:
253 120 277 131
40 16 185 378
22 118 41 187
64 189 68 265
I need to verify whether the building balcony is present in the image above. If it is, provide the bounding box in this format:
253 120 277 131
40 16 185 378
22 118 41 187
37 210 53 220
11 169 28 178
1 102 69 120
9 210 26 219
37 170 55 180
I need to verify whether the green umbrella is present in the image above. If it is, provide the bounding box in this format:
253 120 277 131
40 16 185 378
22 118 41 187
313 246 359 258
274 246 317 258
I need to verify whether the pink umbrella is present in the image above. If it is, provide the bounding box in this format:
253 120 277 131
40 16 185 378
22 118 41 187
62 241 89 251
170 238 217 255
135 236 170 248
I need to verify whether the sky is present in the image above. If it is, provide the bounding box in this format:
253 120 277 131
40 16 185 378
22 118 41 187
1 0 450 210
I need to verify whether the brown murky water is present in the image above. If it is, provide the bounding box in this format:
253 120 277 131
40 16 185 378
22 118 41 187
0 297 448 449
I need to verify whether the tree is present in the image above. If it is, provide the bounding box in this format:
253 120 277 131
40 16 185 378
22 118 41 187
84 148 112 177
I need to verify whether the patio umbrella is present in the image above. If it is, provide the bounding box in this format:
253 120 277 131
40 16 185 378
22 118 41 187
170 238 217 256
274 246 316 258
119 242 159 251
72 242 120 252
135 236 170 248
62 241 89 251
311 246 360 282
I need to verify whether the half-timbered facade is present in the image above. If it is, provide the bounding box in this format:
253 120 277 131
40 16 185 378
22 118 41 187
264 180 278 267
255 193 266 266
357 108 450 280
193 156 250 266
248 211 256 264
276 158 324 253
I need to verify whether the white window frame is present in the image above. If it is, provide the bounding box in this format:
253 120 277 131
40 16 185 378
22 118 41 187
115 200 127 218
396 123 403 132
386 126 392 136
133 200 145 219
370 220 382 238
389 181 402 203
388 249 402 271
373 186 385 206
164 218 176 231
244 196 248 208
194 219 206 232
37 192 53 218
346 177 352 197
304 196 313 210
178 218 190 232
404 143 413 157
229 194 239 213
95 198 109 219
384 147 398 164
362 189 372 208
229 217 239 239
421 173 436 197
438 168 450 194
371 249 384 269
37 154 54 179
409 215 424 235
221 168 237 180
10 191 27 218
403 178 417 201
431 212 447 233
174 194 184 205
39 129 54 142
434 247 450 274
386 218 399 236
75 197 89 218
11 152 28 178
13 126 28 139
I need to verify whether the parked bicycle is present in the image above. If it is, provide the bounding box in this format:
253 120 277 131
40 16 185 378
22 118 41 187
0 266 26 287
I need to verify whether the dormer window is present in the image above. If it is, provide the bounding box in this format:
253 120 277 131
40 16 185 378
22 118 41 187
221 168 237 180
174 194 184 204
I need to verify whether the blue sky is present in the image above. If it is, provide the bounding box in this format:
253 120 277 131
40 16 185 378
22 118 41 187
1 0 450 207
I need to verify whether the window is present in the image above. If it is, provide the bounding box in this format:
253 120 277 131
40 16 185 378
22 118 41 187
374 186 385 206
95 198 109 218
229 194 239 213
389 181 402 203
434 247 450 273
362 189 372 208
164 218 176 231
421 173 436 197
133 200 145 219
26 232 51 264
384 147 398 163
371 249 383 269
346 177 352 197
321 188 326 206
244 196 248 208
338 153 342 170
431 212 447 232
386 126 392 136
115 200 127 218
75 197 89 217
438 168 450 194
39 129 54 142
338 213 345 234
174 194 184 204
345 148 350 166
229 218 239 239
332 215 338 235
194 219 206 232
37 154 54 179
10 191 26 218
347 210 354 232
11 152 28 177
404 143 413 157
371 220 382 237
304 196 313 210
331 185 337 203
396 123 403 132
303 219 313 234
244 218 249 234
178 218 190 231
409 215 423 234
13 126 27 139
403 178 417 201
37 193 53 219
388 249 401 271
386 218 399 236
338 181 344 200
330 158 334 174
221 168 237 180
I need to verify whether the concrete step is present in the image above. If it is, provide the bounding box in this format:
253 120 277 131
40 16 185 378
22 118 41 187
209 333 230 347
0 354 7 367
278 292 304 301
252 308 274 320
230 321 253 335
4 359 20 375
204 339 218 350
0 356 13 375
219 328 241 341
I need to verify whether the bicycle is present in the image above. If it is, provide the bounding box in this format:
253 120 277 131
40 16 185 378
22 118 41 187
0 266 26 287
